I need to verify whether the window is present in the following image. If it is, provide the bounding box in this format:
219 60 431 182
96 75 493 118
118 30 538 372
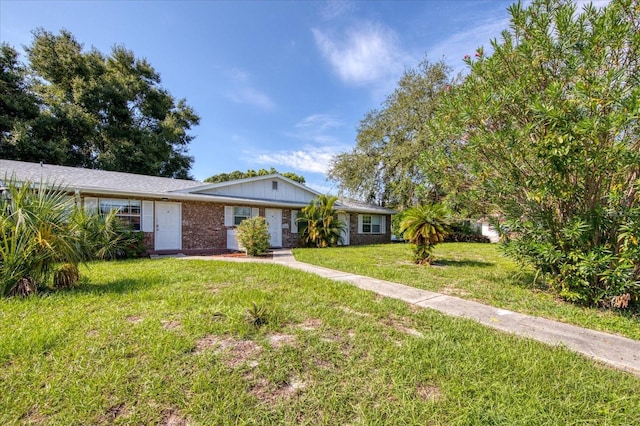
233 206 252 225
99 199 142 230
272 181 278 190
359 214 385 234
225 206 260 226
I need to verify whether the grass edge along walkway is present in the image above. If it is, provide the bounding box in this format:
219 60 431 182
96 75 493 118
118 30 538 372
191 249 640 377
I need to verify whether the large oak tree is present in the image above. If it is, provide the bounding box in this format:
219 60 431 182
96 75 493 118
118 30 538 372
1 29 199 178
328 58 452 208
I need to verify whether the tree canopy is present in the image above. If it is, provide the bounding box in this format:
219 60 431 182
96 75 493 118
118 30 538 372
328 58 452 208
204 168 306 184
0 29 199 178
428 0 640 307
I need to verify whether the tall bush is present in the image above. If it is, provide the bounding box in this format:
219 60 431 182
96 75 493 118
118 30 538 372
428 0 640 307
236 216 271 256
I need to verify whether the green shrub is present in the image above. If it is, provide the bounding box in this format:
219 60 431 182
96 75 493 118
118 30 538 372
444 222 490 243
71 208 144 260
236 216 271 256
503 208 640 309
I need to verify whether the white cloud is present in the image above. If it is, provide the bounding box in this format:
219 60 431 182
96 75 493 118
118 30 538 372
227 87 276 111
312 21 411 87
250 146 340 175
295 113 342 131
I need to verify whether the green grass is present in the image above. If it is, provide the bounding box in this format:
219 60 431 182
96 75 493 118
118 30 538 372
293 243 640 341
1 258 639 425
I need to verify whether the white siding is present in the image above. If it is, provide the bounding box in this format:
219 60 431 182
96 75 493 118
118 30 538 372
203 178 316 203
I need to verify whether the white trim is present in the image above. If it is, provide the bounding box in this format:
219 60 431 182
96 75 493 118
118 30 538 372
142 200 154 232
358 214 385 234
224 206 234 226
291 210 299 234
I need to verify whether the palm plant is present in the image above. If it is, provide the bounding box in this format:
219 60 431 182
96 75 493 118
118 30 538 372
0 179 86 296
399 203 450 264
297 195 346 248
71 207 138 260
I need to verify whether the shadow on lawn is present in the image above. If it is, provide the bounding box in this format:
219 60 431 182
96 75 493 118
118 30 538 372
68 277 152 295
435 259 494 268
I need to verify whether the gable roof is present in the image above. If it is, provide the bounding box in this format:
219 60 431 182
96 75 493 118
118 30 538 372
178 173 322 197
0 159 395 214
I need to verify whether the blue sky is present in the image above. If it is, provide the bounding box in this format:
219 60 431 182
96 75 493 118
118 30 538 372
1 0 521 192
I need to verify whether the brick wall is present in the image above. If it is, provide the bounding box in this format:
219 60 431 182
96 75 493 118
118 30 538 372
348 213 392 246
282 208 300 248
181 202 226 252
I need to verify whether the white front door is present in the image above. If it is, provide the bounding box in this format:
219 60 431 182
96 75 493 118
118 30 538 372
265 208 282 247
155 202 181 250
338 213 350 245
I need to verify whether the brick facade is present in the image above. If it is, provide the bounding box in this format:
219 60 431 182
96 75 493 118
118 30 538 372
181 202 226 253
348 213 392 246
85 195 390 254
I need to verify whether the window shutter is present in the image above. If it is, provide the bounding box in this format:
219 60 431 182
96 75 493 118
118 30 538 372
224 206 234 226
251 207 260 218
142 201 154 232
291 210 298 233
84 197 98 212
380 215 386 234
358 215 363 233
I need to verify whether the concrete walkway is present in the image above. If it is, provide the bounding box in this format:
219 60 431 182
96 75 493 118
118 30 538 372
196 249 640 376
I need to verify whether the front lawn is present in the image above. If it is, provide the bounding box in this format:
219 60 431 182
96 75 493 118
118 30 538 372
1 258 639 424
293 243 640 340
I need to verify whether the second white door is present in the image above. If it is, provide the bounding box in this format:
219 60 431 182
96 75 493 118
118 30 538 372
265 208 282 247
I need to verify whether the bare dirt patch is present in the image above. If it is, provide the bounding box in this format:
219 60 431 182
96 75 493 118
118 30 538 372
267 333 297 348
340 306 372 317
103 403 129 421
297 318 323 331
126 316 143 324
194 335 262 368
416 383 441 402
249 376 307 404
163 409 189 426
161 320 181 330
381 315 424 338
204 282 233 294
21 406 49 425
